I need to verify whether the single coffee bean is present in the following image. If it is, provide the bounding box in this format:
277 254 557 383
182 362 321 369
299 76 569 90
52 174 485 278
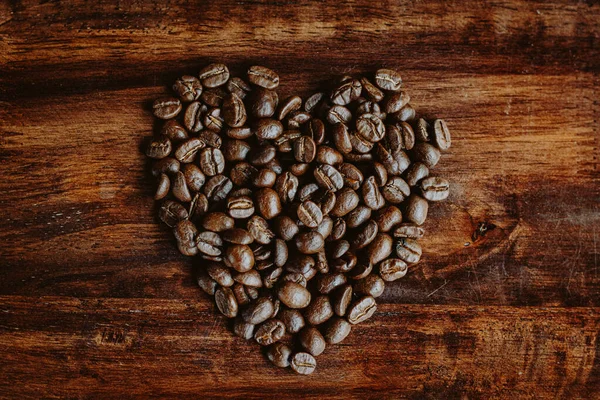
249 88 278 118
315 145 342 165
392 104 416 122
362 176 385 210
262 266 283 289
247 215 275 244
375 143 410 175
229 162 257 187
382 176 411 204
332 252 357 273
155 173 170 200
314 216 334 241
297 200 323 228
233 270 262 288
356 100 383 119
273 239 289 268
183 101 205 132
182 164 206 192
255 118 284 140
254 319 285 346
203 107 224 132
331 284 353 317
356 113 385 142
314 164 344 192
242 297 275 325
350 132 375 153
299 326 326 356
177 241 199 257
374 205 403 233
201 87 227 107
267 342 293 368
372 162 388 187
274 172 299 203
329 239 350 259
315 249 329 274
203 174 232 202
248 144 277 166
189 193 209 221
172 171 192 202
330 187 358 217
196 268 217 295
226 77 251 99
175 137 205 163
304 295 334 326
379 258 408 281
433 119 451 151
304 92 324 113
233 317 255 339
232 283 252 306
395 238 422 264
146 135 172 159
295 231 325 254
291 163 310 176
152 157 180 176
347 261 373 280
159 200 188 227
161 120 188 142
365 233 393 265
222 139 251 162
290 352 316 375
278 281 311 309
279 308 306 334
227 126 253 140
224 244 255 272
277 95 302 120
199 63 230 88
420 176 450 201
330 79 362 106
404 195 429 225
255 188 282 220
306 119 326 145
293 136 316 163
383 91 410 114
315 190 336 216
404 162 429 187
393 223 425 239
214 287 238 318
316 273 347 294
222 93 247 128
415 118 431 142
273 215 299 241
282 272 308 287
360 76 384 102
338 163 363 190
223 228 253 245
411 142 441 168
286 110 311 129
332 123 353 154
227 195 254 219
298 183 319 202
196 231 223 257
173 220 198 247
354 274 385 298
173 75 202 102
347 296 377 324
153 97 182 119
286 255 315 275
375 68 402 92
324 317 352 344
352 219 379 250
252 168 277 188
327 105 352 125
248 65 280 89
345 205 372 229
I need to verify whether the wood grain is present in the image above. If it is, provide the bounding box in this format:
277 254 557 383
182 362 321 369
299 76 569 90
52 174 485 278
0 0 599 398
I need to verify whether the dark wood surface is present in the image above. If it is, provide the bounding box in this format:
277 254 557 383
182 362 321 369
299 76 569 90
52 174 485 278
0 0 599 398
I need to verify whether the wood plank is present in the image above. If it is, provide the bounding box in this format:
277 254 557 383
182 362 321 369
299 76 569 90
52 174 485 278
0 296 598 399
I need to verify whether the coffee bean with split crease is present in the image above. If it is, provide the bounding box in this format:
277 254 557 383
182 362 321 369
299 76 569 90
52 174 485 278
415 118 431 142
173 220 198 247
146 135 172 159
332 123 353 154
347 296 377 324
382 176 411 204
404 195 429 225
295 231 325 255
331 284 353 317
349 132 374 153
372 162 388 187
338 163 363 190
226 77 251 100
304 295 333 326
331 79 362 106
222 93 247 128
282 273 307 287
354 274 385 298
383 91 410 114
173 75 202 102
362 176 385 210
203 107 224 132
420 176 450 201
184 101 205 132
159 200 188 227
393 223 425 239
255 188 282 220
182 164 205 192
205 262 233 288
201 87 227 107
411 142 441 168
278 281 311 309
267 342 293 368
324 317 352 344
375 69 402 92
233 317 255 339
162 120 188 142
196 268 217 295
175 137 205 163
155 173 170 200
153 97 182 119
254 319 285 346
152 157 180 176
360 77 384 102
356 113 385 142
199 127 223 148
229 162 257 187
432 119 451 151
314 189 336 215
396 238 422 264
329 239 350 259
314 164 344 192
215 287 238 318
223 228 253 245
299 326 326 356
203 174 232 202
172 171 192 202
327 105 352 125
277 95 302 120
291 352 316 375
226 195 254 219
256 118 284 140
233 269 262 288
315 249 329 273
273 215 299 241
352 219 379 250
379 258 408 281
189 193 208 221
248 65 280 89
331 252 356 273
306 119 326 145
242 297 275 325
297 200 323 228
304 92 324 113
275 130 301 151
262 266 283 289
247 215 275 245
404 162 429 187
199 63 230 88
248 144 276 167
196 231 223 257
293 136 316 163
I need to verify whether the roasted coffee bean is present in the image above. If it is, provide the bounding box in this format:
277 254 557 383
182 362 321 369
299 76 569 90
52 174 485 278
338 163 363 190
159 200 188 227
304 295 334 326
233 270 262 288
183 101 204 133
203 107 224 132
379 258 408 281
332 123 353 154
347 296 377 324
346 205 372 229
274 172 299 204
290 352 316 375
404 195 429 225
172 171 192 202
256 118 284 140
174 220 198 247
317 273 347 294
356 100 383 118
252 168 277 188
331 284 353 317
222 139 250 162
350 131 375 153
297 200 323 228
375 143 410 175
227 195 254 219
330 79 362 106
314 164 344 192
254 319 285 346
315 146 342 165
275 130 301 151
278 281 311 309
411 142 441 168
249 88 278 118
393 223 425 239
199 63 230 88
383 91 410 114
432 119 451 151
360 77 384 102
267 342 293 368
227 126 253 140
299 326 326 356
289 163 308 176
189 193 209 221
286 110 311 129
153 97 182 119
161 120 188 142
315 249 329 274
228 162 256 186
233 317 255 339
295 231 325 254
382 176 411 204
247 215 275 244
262 266 283 289
354 274 385 298
329 239 350 258
374 205 403 233
332 252 357 273
255 188 282 220
420 177 450 201
327 105 352 125
173 75 202 102
196 268 218 295
415 118 431 142
146 135 172 159
196 231 223 257
233 283 252 306
304 92 324 113
224 77 250 99
222 93 247 128
347 261 373 280
314 216 334 240
352 219 379 250
273 239 288 268
201 87 227 107
273 215 299 241
372 162 388 187
395 238 422 264
248 65 280 89
330 187 359 217
224 244 255 272
182 164 206 192
404 162 429 187
279 308 306 334
324 317 352 344
362 176 385 210
248 144 277 166
199 130 222 150
277 95 302 120
285 254 315 275
175 137 205 163
365 233 393 265
375 69 402 92
282 273 308 288
306 119 326 145
315 190 336 216
392 104 416 122
223 228 253 245
155 173 170 200
356 113 385 142
152 157 180 176
298 183 319 202
293 136 316 163
215 287 238 318
203 174 232 202
242 297 275 325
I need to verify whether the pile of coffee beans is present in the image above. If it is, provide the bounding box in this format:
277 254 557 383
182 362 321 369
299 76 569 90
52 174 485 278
145 64 451 374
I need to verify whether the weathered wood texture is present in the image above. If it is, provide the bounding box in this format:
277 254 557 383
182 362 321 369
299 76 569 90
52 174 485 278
0 0 599 398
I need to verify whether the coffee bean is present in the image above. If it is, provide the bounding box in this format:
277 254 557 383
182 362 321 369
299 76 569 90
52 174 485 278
383 91 410 114
332 252 357 273
332 123 353 154
155 173 170 200
297 200 323 228
314 164 344 192
274 172 299 204
330 188 360 218
324 317 352 344
338 163 363 190
306 119 326 145
247 215 275 244
432 119 451 151
277 95 302 120
248 66 280 89
224 244 255 272
295 231 325 254
331 284 353 316
293 136 316 163
316 273 347 294
256 118 284 140
286 110 311 129
227 126 253 140
254 319 285 346
262 266 283 289
175 137 205 163
347 261 373 280
203 107 224 132
345 205 372 229
353 274 385 298
316 191 336 216
375 69 402 92
347 296 377 324
374 205 403 233
223 228 253 245
222 93 247 128
273 215 299 241
189 193 209 221
203 174 232 202
392 104 416 122
420 176 450 201
196 268 218 295
327 105 352 125
196 231 223 257
315 249 329 273
159 200 188 227
267 342 293 368
172 171 192 202
201 87 227 107
365 233 393 265
251 168 276 188
404 162 429 186
393 223 425 239
278 281 311 309
350 132 375 153
411 142 441 168
227 195 254 219
199 63 230 88
356 113 385 142
286 255 315 275
304 295 333 326
146 135 172 159
242 297 275 325
152 157 180 176
153 97 182 119
316 146 343 166
331 79 362 105
279 308 306 334
360 77 384 102
174 220 198 247
328 239 350 259
215 287 238 318
255 188 282 220
299 326 326 356
382 176 411 204
362 176 385 210
290 352 316 375
248 88 278 118
173 75 202 102
272 239 288 268
282 272 308 288
379 258 408 281
395 238 422 264
182 164 205 192
352 219 379 250
404 195 429 225
248 144 276 166
233 270 262 288
183 101 204 133
161 120 188 142
229 162 257 187
233 317 255 339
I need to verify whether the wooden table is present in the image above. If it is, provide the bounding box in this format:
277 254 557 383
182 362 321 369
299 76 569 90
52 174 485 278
1 1 599 398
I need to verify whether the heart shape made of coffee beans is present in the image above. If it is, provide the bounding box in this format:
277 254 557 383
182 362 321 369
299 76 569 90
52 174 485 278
145 64 451 375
